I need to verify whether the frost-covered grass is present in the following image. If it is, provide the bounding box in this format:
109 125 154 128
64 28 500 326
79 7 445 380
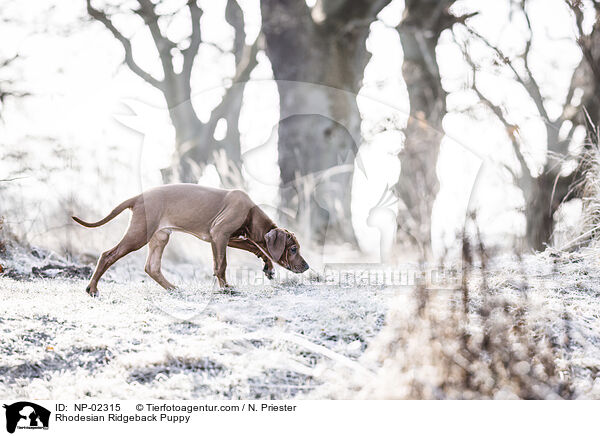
3 237 600 399
315 249 600 399
0 258 391 399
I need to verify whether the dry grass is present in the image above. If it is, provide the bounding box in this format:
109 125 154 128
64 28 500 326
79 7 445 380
310 221 587 400
352 234 574 399
562 124 600 249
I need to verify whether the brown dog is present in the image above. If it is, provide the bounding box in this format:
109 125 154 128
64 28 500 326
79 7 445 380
72 184 309 296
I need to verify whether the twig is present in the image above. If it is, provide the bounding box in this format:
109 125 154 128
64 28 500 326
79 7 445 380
86 0 163 90
0 176 28 182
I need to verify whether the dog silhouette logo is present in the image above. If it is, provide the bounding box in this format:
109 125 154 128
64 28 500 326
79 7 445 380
3 402 50 433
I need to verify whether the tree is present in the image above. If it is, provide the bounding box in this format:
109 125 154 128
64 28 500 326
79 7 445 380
457 0 599 250
567 0 600 127
86 0 259 187
261 0 391 245
394 0 476 258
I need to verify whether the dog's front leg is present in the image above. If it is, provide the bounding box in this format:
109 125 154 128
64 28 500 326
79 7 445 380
211 237 229 288
227 238 274 280
263 259 274 280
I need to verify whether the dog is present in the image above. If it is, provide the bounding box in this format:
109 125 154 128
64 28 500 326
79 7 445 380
72 184 309 296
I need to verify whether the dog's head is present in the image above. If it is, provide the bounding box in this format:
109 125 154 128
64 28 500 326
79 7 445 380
264 228 309 273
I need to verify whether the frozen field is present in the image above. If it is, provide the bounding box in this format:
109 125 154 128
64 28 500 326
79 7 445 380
0 247 393 399
3 243 600 399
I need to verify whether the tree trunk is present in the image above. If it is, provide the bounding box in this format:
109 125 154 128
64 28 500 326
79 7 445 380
523 170 573 251
394 0 460 259
521 121 574 251
524 176 555 251
261 0 389 245
181 78 248 187
160 76 206 183
571 3 600 129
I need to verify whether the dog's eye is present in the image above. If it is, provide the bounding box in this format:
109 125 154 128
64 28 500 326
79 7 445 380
290 246 297 254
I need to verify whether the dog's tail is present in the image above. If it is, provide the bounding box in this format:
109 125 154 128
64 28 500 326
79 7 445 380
72 196 137 228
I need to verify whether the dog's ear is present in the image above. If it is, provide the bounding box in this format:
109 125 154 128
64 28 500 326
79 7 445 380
265 229 285 261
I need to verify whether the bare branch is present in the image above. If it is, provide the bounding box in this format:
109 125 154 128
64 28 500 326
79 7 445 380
472 78 531 184
134 0 176 77
182 0 203 80
232 36 260 83
0 90 30 102
566 0 600 85
0 176 28 182
401 0 478 35
210 39 259 125
0 54 18 69
464 25 550 122
566 0 585 39
185 38 260 162
559 66 580 123
456 33 531 183
516 0 551 122
86 0 163 90
225 0 245 64
0 55 29 112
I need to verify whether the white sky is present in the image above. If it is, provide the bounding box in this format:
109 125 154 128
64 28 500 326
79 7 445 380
0 0 588 259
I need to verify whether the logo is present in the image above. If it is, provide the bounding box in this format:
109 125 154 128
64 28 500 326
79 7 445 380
3 402 50 434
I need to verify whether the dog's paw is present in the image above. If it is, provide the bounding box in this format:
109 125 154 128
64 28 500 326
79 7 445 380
216 284 240 295
85 286 99 298
263 265 274 280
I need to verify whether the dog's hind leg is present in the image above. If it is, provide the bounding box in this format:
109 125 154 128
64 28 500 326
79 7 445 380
86 241 141 297
144 230 175 290
86 209 154 297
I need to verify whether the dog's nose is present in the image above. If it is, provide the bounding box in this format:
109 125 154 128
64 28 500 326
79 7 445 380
301 262 309 272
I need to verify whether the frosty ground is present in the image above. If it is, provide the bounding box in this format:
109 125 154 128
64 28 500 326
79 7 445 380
3 243 600 399
0 246 393 400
